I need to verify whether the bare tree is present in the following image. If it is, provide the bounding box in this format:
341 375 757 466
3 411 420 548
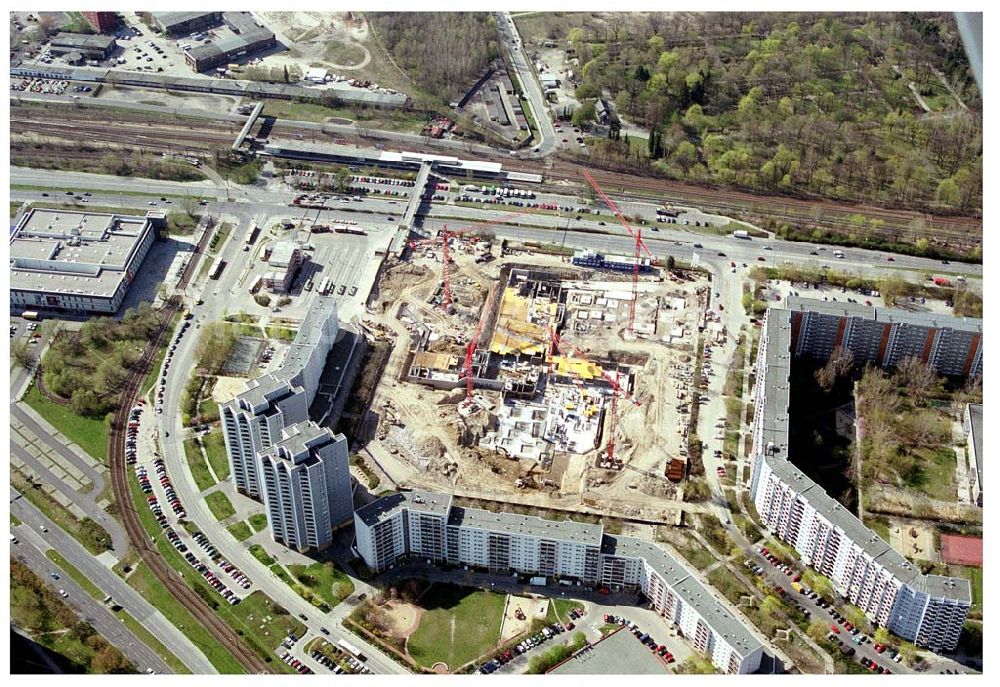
895 356 942 404
815 346 854 390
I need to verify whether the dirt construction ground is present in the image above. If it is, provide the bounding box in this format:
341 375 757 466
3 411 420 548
382 599 423 638
888 520 939 562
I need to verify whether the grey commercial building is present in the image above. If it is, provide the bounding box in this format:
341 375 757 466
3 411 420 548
10 208 162 315
49 32 117 60
151 11 223 36
184 12 275 72
220 296 339 501
259 422 353 552
749 304 976 652
354 489 763 673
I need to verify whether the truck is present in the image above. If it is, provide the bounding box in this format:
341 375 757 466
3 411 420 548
529 576 547 586
732 229 750 239
22 311 39 321
337 639 364 660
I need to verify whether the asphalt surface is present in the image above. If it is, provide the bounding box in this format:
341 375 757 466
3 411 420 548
11 490 216 673
497 11 558 156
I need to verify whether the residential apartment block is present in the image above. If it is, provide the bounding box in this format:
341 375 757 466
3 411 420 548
259 422 353 552
354 490 763 673
220 296 338 501
749 304 974 652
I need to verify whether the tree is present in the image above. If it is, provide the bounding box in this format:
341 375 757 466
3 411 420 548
12 339 35 369
807 619 831 643
936 177 960 206
676 654 716 674
873 627 891 646
815 346 854 390
571 101 596 128
895 356 941 403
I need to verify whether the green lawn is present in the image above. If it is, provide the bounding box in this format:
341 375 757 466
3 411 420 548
127 561 246 674
23 384 109 463
198 399 221 424
547 598 580 625
208 222 234 254
203 431 230 481
249 544 276 567
227 591 306 652
287 562 355 608
406 584 506 670
249 513 269 532
205 491 236 521
906 446 957 501
184 438 216 492
257 98 429 133
228 521 254 542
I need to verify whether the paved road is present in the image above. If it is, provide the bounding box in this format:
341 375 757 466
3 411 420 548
11 491 216 673
498 11 557 156
11 530 169 674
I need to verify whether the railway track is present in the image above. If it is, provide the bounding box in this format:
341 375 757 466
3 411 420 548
106 231 270 674
11 108 981 249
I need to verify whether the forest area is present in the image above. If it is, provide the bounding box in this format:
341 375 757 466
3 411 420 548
525 12 981 215
367 13 500 105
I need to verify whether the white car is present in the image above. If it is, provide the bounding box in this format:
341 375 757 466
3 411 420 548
59 589 68 598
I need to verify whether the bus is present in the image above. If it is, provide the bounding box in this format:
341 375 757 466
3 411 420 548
245 224 258 247
209 260 227 280
337 639 364 660
318 277 331 295
22 311 40 321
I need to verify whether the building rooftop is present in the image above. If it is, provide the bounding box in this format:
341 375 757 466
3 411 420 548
268 241 298 267
50 32 116 50
758 304 973 605
232 373 298 413
447 506 604 546
603 536 762 657
967 404 982 482
277 296 338 385
263 421 341 465
785 296 983 333
10 209 154 298
548 626 670 675
152 11 221 31
354 489 453 526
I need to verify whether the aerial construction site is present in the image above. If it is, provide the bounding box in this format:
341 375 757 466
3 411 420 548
362 218 717 524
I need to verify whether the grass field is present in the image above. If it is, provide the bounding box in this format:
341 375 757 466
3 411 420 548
203 431 230 481
287 562 355 609
249 513 269 532
249 544 276 567
546 597 580 624
127 561 245 674
906 446 957 501
205 491 236 521
406 583 506 670
228 521 253 542
23 384 109 463
184 438 216 492
257 98 429 133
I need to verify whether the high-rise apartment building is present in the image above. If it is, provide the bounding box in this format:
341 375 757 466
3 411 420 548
220 297 338 501
749 303 975 652
259 422 353 552
354 490 764 673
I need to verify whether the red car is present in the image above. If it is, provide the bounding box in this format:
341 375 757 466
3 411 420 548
874 644 885 653
792 574 802 583
830 625 841 634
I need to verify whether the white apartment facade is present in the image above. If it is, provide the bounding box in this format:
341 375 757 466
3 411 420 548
219 296 339 502
749 306 973 652
353 490 763 673
258 422 353 552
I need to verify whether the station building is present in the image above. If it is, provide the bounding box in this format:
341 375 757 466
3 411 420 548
10 208 163 315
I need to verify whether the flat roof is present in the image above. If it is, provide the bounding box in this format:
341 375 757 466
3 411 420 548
603 536 761 656
262 421 339 466
187 26 273 63
51 33 116 50
967 403 982 480
277 295 338 383
448 506 603 546
152 11 221 30
758 305 973 604
548 626 670 675
785 295 982 333
355 489 453 526
10 208 153 298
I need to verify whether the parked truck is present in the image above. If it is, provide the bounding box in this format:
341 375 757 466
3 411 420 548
732 229 750 239
529 576 547 586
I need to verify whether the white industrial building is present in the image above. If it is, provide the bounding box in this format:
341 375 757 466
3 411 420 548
259 422 353 552
749 304 973 652
9 208 164 314
354 489 763 673
220 296 339 501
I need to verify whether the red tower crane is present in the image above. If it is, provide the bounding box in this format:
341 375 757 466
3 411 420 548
548 327 639 464
408 209 527 313
581 169 653 334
